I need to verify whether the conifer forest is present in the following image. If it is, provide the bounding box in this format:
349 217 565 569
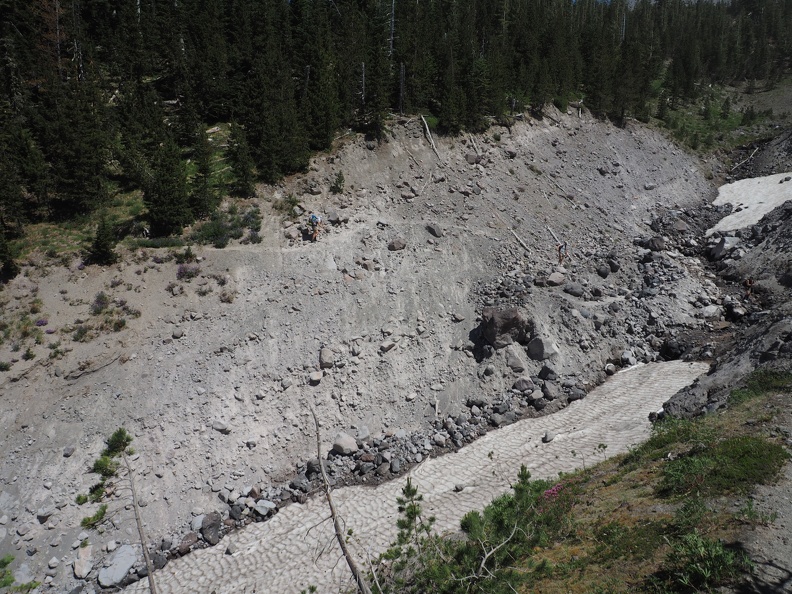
1 0 790 240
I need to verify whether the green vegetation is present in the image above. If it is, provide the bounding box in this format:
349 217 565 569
376 370 792 593
76 428 133 528
191 205 262 249
80 504 108 529
0 0 788 256
0 554 40 592
86 214 118 265
330 172 345 195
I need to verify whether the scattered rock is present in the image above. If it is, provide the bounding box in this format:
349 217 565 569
332 432 359 456
427 223 444 238
319 347 336 369
63 446 75 458
212 420 231 435
73 545 93 579
527 336 558 361
480 307 534 348
646 236 666 252
98 544 138 588
504 344 527 373
200 511 222 546
547 272 565 286
542 431 556 443
388 238 407 251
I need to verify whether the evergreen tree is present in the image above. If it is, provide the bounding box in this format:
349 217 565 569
87 214 118 265
144 138 191 237
190 128 216 219
0 230 19 281
228 121 255 197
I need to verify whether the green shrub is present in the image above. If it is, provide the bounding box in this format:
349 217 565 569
652 532 749 592
80 504 108 528
22 347 35 361
0 361 11 372
72 325 90 342
623 418 712 467
659 436 788 496
90 291 110 315
672 497 708 533
241 206 262 231
75 494 88 505
173 246 196 264
104 428 133 456
88 482 106 503
330 172 345 194
91 455 119 478
0 554 13 588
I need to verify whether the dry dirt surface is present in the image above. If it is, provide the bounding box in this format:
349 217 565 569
0 107 788 592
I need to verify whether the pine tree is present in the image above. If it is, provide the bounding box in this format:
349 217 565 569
87 214 117 265
228 121 255 197
144 138 191 237
189 128 216 219
0 230 19 281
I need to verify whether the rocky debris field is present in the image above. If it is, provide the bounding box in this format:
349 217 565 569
0 107 790 593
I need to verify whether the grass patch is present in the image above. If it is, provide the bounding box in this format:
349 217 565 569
728 370 792 406
660 436 789 497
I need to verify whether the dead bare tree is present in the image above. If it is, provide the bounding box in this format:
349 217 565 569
310 408 373 594
122 454 158 594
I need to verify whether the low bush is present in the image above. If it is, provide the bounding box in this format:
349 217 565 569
0 361 11 372
173 246 196 264
192 206 261 248
72 325 90 342
90 291 110 315
177 263 201 280
659 435 788 497
650 532 750 592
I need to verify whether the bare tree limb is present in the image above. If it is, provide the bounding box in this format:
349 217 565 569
731 146 759 172
421 115 442 162
122 454 158 594
310 408 373 594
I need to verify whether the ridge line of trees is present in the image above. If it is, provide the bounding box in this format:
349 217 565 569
1 0 790 248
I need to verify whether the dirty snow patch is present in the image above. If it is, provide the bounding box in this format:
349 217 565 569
706 172 792 236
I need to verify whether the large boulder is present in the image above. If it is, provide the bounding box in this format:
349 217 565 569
527 336 559 361
73 545 93 579
546 272 565 286
319 347 336 369
504 344 527 373
646 236 666 252
200 511 222 546
480 307 534 348
332 432 358 456
98 544 138 588
710 236 740 260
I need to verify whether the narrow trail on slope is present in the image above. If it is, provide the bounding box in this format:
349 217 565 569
123 361 708 594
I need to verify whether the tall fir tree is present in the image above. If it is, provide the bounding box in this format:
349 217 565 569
144 137 191 237
228 121 255 197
